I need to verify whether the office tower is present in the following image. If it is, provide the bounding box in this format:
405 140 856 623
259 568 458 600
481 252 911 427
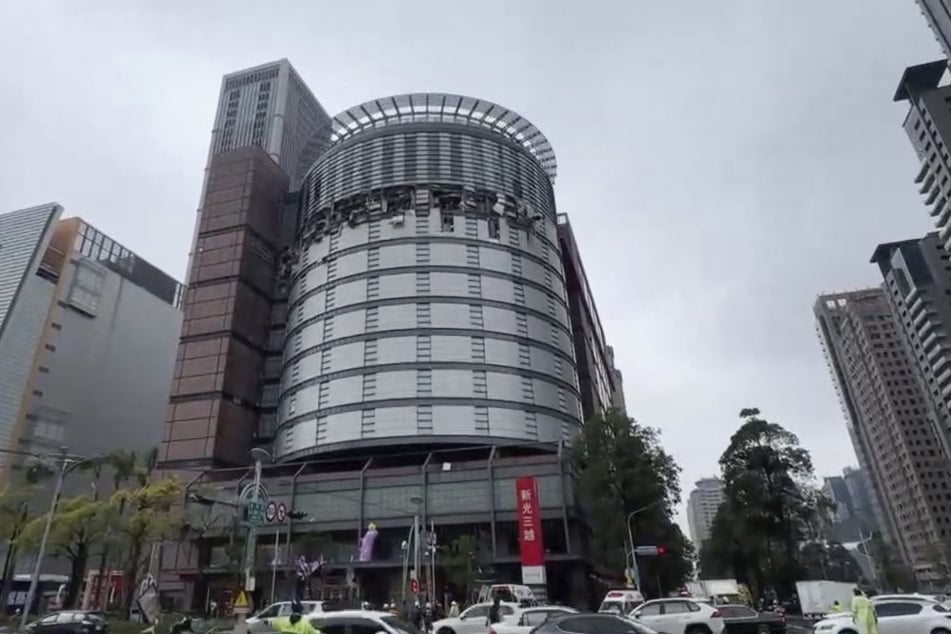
0 204 182 479
209 59 330 187
163 59 329 469
162 63 617 608
821 474 864 542
895 62 951 248
686 478 724 549
914 1 951 61
557 214 619 423
815 290 951 576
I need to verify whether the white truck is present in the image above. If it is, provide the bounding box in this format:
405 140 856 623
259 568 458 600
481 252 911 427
795 580 855 619
683 579 743 604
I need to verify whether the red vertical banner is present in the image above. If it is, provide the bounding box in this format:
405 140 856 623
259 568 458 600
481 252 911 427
515 476 546 584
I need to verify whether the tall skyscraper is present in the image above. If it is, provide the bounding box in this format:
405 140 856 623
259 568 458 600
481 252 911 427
161 63 621 607
815 289 951 576
686 477 724 549
871 234 951 456
914 1 951 61
0 204 182 481
894 61 951 248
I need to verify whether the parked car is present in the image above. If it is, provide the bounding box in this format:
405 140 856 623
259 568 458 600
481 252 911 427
715 605 785 634
432 602 520 634
488 606 578 634
629 598 725 634
533 613 663 634
811 599 951 634
26 611 108 634
309 610 420 634
248 600 336 633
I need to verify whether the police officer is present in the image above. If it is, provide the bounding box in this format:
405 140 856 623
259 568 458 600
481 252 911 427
270 600 322 634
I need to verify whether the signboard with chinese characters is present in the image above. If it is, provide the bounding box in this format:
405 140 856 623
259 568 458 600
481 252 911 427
515 476 546 585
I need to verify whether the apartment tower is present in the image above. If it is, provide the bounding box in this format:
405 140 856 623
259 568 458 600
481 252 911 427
815 290 951 576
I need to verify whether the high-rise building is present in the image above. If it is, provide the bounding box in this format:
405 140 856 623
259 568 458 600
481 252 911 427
843 466 879 537
557 213 619 422
161 63 621 608
605 345 627 412
914 1 951 61
894 61 951 248
815 289 951 576
686 477 724 548
0 204 182 480
871 234 951 456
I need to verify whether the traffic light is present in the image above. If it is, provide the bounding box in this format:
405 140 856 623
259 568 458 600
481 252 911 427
657 545 666 556
633 545 667 556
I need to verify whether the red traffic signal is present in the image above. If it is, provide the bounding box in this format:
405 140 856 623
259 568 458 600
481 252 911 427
411 579 419 594
657 545 666 556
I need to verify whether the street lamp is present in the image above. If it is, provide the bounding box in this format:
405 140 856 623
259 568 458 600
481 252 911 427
234 447 272 634
626 500 663 591
410 495 423 601
21 448 103 629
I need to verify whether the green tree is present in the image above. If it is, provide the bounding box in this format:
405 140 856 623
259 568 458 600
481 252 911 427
17 495 109 608
572 409 690 595
705 408 827 597
0 463 52 610
111 475 184 616
441 534 480 601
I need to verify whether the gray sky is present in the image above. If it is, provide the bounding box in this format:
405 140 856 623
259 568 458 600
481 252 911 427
0 1 944 530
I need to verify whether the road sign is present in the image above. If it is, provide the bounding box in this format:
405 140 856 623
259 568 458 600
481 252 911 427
234 590 249 615
247 500 265 525
265 500 277 523
410 579 419 594
276 502 287 523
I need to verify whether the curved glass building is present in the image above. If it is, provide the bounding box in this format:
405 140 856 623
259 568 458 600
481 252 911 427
275 94 583 460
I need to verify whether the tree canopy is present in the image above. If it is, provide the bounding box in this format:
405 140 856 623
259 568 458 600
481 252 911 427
572 409 693 596
700 408 848 597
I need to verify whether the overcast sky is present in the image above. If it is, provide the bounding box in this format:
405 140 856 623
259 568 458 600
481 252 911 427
0 1 944 530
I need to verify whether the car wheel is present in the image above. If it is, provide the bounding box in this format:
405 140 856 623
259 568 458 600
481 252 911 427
931 628 951 634
436 628 455 634
684 626 711 634
757 626 769 634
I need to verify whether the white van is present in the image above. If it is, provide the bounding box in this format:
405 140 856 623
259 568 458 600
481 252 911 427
598 589 645 615
477 584 538 606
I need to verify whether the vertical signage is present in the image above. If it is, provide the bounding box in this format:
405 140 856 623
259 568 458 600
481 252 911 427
515 476 546 585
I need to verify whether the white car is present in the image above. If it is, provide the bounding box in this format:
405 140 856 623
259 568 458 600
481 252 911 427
247 600 334 632
812 599 951 634
433 602 521 634
629 598 725 634
488 606 578 634
309 610 420 634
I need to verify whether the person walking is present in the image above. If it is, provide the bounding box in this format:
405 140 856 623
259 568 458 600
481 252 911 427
849 589 878 634
448 601 460 618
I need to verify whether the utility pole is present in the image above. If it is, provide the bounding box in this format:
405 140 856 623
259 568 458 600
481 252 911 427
21 449 69 629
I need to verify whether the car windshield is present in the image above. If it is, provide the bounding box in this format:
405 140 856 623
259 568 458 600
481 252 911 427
382 616 421 634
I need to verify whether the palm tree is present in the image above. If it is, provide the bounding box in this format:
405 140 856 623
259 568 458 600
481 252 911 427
91 450 137 610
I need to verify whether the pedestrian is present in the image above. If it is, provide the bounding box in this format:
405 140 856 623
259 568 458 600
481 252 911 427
487 596 502 626
448 600 459 618
831 600 842 613
850 589 878 634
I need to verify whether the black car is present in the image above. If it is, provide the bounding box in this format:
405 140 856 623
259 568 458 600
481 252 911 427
532 614 664 634
717 605 785 634
27 611 109 634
